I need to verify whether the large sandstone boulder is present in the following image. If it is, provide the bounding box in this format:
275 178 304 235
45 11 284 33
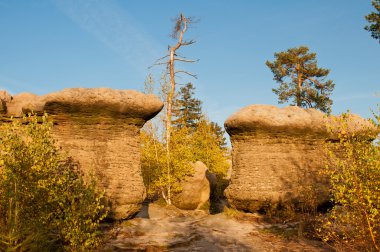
4 92 40 117
173 161 210 210
1 88 163 219
224 105 374 212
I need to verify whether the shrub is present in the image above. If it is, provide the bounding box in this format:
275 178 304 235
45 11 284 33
141 126 194 201
0 114 107 251
141 121 230 203
320 113 380 251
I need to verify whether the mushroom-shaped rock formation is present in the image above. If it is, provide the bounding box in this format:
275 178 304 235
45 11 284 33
2 88 163 219
224 105 375 212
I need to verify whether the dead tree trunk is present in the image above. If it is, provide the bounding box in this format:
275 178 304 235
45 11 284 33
153 13 198 205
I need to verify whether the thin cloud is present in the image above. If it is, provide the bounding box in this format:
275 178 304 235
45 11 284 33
53 0 161 74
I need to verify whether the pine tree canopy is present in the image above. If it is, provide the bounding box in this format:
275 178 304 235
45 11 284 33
365 0 380 43
171 82 228 150
266 46 335 114
173 83 202 129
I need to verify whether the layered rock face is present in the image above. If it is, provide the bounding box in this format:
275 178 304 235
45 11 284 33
1 88 163 219
224 105 374 212
173 161 211 210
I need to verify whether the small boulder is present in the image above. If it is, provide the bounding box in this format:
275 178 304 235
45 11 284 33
173 161 210 210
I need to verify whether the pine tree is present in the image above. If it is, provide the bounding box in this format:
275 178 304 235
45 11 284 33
171 82 227 150
173 83 202 129
365 0 380 43
210 121 227 150
172 83 227 150
266 46 335 114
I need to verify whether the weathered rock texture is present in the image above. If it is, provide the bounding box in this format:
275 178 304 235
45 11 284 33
173 161 211 210
224 105 374 212
1 88 163 219
0 90 12 113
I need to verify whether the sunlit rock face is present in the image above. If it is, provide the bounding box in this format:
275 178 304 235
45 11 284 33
224 105 374 212
172 161 211 210
1 88 163 219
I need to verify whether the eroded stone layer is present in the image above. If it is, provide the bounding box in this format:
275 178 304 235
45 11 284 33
1 88 163 219
224 105 374 212
51 117 145 219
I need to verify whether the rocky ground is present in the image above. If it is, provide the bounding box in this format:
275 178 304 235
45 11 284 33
101 203 332 252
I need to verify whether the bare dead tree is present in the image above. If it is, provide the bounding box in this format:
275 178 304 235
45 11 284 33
151 13 198 204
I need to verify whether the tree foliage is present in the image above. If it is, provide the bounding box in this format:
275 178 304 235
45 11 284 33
173 83 202 130
320 113 380 251
209 121 228 150
190 119 229 177
172 82 227 149
141 74 229 201
365 0 380 43
266 46 335 113
141 127 194 198
0 114 106 251
141 120 229 199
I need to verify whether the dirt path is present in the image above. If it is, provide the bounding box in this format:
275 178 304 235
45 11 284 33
101 204 331 252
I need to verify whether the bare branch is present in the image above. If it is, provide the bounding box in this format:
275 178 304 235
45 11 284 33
181 40 195 46
148 61 170 69
174 53 188 58
154 54 170 63
171 14 189 52
175 70 197 79
174 57 199 63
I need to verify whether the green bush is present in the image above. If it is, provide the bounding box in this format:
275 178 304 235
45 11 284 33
320 113 380 251
0 114 107 251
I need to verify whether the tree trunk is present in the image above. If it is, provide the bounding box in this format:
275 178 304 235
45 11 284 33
296 63 302 107
155 14 193 206
163 47 176 205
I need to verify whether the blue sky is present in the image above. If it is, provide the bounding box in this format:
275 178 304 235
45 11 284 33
0 0 379 128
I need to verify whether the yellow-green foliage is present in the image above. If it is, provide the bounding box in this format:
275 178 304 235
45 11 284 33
0 114 107 251
141 129 165 197
141 126 194 198
141 119 229 200
321 113 380 251
191 120 229 177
